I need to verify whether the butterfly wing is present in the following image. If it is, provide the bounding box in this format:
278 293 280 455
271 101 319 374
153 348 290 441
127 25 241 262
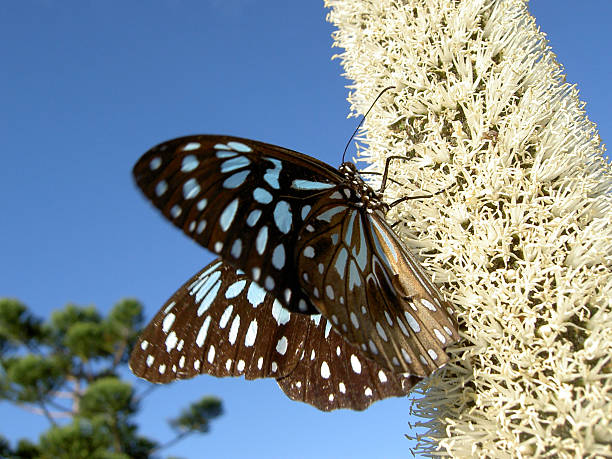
130 259 417 411
133 135 344 314
129 260 305 382
296 198 459 377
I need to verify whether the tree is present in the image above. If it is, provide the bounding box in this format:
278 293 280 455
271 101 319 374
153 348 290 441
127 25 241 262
0 298 223 458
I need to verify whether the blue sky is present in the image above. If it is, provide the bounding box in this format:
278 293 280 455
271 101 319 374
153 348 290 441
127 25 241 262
1 2 610 458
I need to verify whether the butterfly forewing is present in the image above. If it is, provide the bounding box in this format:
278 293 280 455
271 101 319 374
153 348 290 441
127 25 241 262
133 135 345 315
296 192 459 377
130 259 417 411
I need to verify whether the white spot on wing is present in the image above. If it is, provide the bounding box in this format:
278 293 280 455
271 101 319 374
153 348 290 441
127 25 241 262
273 201 292 234
256 226 268 255
219 198 239 231
434 328 446 344
225 280 247 298
247 282 266 307
376 322 388 341
181 155 199 171
223 170 250 188
170 205 182 218
183 178 201 199
162 313 175 333
291 179 334 190
219 305 233 328
231 239 242 258
155 180 168 196
275 336 288 355
196 316 211 347
165 331 178 351
150 157 161 170
245 320 258 347
183 142 200 151
350 355 361 374
228 315 240 345
197 198 208 211
220 156 250 173
271 300 290 325
405 312 421 332
246 209 262 227
272 244 286 270
350 312 359 329
320 361 331 379
253 187 272 204
227 141 252 152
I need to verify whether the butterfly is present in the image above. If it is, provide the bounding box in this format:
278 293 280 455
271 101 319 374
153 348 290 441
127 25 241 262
130 135 459 410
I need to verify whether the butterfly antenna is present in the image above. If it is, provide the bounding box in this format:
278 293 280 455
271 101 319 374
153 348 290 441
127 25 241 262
341 86 395 164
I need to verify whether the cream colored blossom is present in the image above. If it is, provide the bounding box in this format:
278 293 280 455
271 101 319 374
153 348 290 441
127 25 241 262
325 0 611 457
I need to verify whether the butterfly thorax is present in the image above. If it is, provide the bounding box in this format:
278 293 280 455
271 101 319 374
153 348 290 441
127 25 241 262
338 162 389 213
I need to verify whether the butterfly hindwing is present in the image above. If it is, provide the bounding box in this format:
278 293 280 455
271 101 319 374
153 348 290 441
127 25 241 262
130 259 418 411
129 260 306 382
276 313 420 411
133 135 345 315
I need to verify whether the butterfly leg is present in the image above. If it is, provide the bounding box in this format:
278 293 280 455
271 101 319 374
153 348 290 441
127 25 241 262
378 155 414 193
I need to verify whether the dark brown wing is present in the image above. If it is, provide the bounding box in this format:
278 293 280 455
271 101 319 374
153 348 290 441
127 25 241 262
296 198 459 377
133 135 344 314
130 259 418 411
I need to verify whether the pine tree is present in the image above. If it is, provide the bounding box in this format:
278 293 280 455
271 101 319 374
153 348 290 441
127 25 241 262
0 298 223 458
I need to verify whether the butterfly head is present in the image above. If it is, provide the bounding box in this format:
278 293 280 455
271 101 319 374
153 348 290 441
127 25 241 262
339 162 389 213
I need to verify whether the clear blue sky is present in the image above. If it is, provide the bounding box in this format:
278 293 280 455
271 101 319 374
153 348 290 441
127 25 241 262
1 2 610 458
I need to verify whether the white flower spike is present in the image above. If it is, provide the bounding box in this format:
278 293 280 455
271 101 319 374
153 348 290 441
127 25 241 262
326 0 612 456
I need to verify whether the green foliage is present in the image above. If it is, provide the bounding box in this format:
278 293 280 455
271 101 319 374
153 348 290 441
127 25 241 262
79 377 136 420
0 298 223 458
0 298 44 347
170 396 223 434
64 322 113 360
38 420 114 459
4 354 67 403
13 438 40 458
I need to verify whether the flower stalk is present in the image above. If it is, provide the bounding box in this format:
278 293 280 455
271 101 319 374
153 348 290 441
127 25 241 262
325 0 612 456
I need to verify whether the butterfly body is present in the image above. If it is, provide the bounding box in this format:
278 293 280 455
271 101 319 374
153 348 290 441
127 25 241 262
131 135 458 410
